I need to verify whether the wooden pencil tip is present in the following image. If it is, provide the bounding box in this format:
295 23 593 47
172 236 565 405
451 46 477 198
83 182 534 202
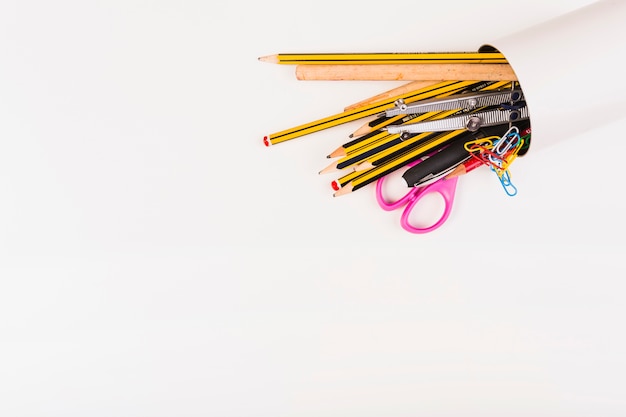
327 148 346 159
319 162 339 175
333 184 353 197
353 162 373 172
258 54 278 64
348 134 354 138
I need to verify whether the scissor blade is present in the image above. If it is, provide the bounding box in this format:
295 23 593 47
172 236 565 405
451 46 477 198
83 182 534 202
385 89 523 117
385 106 529 135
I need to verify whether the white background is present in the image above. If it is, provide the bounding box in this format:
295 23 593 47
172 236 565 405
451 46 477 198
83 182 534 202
1 1 625 416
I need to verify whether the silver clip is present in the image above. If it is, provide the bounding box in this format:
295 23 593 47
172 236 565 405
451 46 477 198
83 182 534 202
384 106 529 136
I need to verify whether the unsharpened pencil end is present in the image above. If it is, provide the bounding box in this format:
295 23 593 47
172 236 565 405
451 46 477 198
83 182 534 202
263 136 270 147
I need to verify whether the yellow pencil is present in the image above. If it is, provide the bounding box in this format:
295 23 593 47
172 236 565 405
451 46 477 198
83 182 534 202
332 130 466 197
331 80 509 156
263 80 478 146
348 83 481 138
342 81 512 173
259 51 508 65
325 118 458 175
327 130 393 159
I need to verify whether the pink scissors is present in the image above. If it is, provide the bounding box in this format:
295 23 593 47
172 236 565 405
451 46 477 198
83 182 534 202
375 161 459 234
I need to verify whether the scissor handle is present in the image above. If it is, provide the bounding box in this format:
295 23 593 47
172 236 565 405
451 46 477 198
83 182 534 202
375 174 413 211
375 160 421 211
400 176 459 234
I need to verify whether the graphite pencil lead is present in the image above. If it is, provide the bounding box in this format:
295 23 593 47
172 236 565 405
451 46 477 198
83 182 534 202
327 147 346 159
258 54 278 63
349 122 375 139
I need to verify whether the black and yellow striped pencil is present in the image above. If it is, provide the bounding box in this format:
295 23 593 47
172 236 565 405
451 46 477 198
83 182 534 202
263 80 478 146
258 51 508 65
342 97 511 177
347 80 503 138
326 80 509 160
331 129 467 196
320 119 449 175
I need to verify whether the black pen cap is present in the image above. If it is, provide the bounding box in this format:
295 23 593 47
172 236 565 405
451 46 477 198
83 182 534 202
401 133 474 187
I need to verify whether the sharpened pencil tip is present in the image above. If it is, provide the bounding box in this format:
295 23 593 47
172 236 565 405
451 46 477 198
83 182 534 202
319 162 338 175
258 54 278 64
348 134 353 138
327 148 345 159
333 184 353 197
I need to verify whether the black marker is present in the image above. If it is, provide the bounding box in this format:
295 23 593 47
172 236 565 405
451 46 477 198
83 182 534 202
401 124 516 187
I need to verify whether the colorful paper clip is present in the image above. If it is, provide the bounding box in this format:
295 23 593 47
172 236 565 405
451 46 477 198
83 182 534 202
463 126 525 196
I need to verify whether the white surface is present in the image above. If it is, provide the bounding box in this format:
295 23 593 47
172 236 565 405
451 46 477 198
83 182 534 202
1 1 625 416
487 0 626 153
